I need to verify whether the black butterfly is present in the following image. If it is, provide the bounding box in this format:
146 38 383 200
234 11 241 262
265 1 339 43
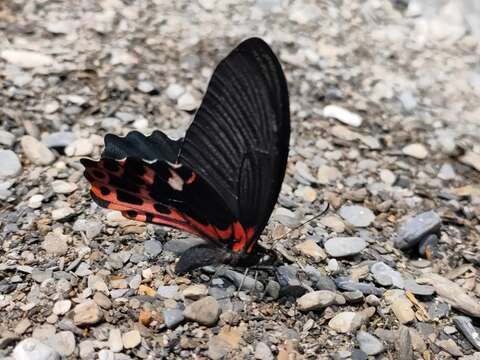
81 37 290 274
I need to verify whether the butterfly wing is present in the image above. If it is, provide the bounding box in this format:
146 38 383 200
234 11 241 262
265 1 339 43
179 37 290 252
81 37 290 254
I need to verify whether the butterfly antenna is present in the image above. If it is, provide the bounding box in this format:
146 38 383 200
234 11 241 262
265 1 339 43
270 202 330 250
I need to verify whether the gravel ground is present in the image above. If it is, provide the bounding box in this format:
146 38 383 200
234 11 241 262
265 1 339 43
1 0 480 359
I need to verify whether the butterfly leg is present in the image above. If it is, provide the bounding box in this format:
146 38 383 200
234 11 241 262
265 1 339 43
236 268 249 295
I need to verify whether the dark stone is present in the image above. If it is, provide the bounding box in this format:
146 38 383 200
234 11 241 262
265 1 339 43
343 290 364 304
335 277 384 296
396 326 414 360
453 316 480 351
394 210 441 250
304 265 336 291
351 349 368 360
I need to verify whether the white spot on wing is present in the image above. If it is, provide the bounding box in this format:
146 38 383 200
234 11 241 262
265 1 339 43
168 169 184 191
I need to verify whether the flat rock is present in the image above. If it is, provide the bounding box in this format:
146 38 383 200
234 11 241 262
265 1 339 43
0 130 15 147
144 239 163 258
320 215 345 233
324 237 367 257
52 180 78 194
109 328 123 352
317 165 341 184
65 138 94 157
370 262 404 289
328 311 366 333
13 338 60 360
73 300 103 326
42 231 69 256
459 150 480 172
53 300 71 315
323 105 362 127
394 211 441 250
1 49 54 68
453 316 480 351
339 205 375 227
357 331 384 355
157 285 178 299
163 309 184 328
48 331 76 356
184 296 221 326
122 330 141 349
294 239 326 261
43 132 76 148
0 150 22 179
391 297 415 324
182 284 208 300
403 279 434 296
402 143 429 159
297 290 336 312
254 341 274 360
21 135 55 165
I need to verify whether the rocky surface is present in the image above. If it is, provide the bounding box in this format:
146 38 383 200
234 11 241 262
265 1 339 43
1 0 480 359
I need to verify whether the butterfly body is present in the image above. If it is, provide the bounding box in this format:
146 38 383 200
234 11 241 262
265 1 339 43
81 37 290 273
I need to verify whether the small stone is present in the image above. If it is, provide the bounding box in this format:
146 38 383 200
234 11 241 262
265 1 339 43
391 297 415 324
184 296 221 326
182 284 208 300
109 328 123 352
438 163 456 180
166 83 184 100
157 285 178 299
304 266 336 291
335 277 384 296
394 211 441 250
0 150 22 179
453 316 480 351
42 231 69 255
143 239 162 258
21 135 55 165
14 318 32 335
357 331 384 355
0 130 15 147
436 339 463 357
297 290 336 312
79 340 95 359
339 205 375 227
320 215 345 233
365 295 381 306
73 300 103 326
399 90 417 111
396 326 414 360
402 143 429 159
324 237 367 257
65 138 94 157
49 331 75 356
328 311 366 333
327 259 340 273
31 269 52 283
1 49 54 68
43 131 76 148
53 300 71 315
177 92 198 111
28 194 44 209
265 280 281 299
379 169 396 185
370 262 404 289
343 290 364 304
443 326 457 335
295 239 326 261
218 268 264 291
122 330 141 349
137 80 157 94
323 105 362 127
317 165 341 184
13 338 60 360
93 292 112 309
51 207 75 221
403 279 434 296
32 324 56 340
98 349 114 360
73 219 103 240
163 309 184 328
52 180 78 194
255 342 274 360
459 151 480 172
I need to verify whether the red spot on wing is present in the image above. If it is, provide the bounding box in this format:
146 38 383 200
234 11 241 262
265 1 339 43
186 172 196 184
232 221 255 252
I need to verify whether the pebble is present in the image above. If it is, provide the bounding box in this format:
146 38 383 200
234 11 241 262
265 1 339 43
65 138 94 157
403 279 434 296
28 194 44 209
391 297 415 324
218 268 264 291
370 262 404 289
323 105 363 127
109 328 123 352
42 132 76 148
335 277 384 296
182 284 208 300
98 349 115 360
296 290 336 312
320 215 345 233
53 300 71 315
316 165 341 184
304 266 337 291
339 205 375 227
265 280 281 299
52 180 78 194
1 49 54 68
73 219 103 240
42 231 69 255
143 239 163 258
79 340 95 359
122 330 141 349
324 237 367 257
402 143 429 159
49 331 76 356
399 90 417 111
13 338 60 360
328 311 366 333
177 91 198 111
343 290 364 304
163 309 185 328
32 324 56 340
137 80 157 94
93 292 112 309
157 285 179 299
73 300 103 326
0 130 15 147
183 296 221 326
254 341 274 360
294 239 326 262
275 265 307 297
14 318 32 335
20 135 56 165
379 169 396 185
396 326 414 360
31 269 52 283
0 150 22 179
51 207 75 221
436 339 463 357
166 83 185 100
438 163 456 180
459 151 480 172
357 331 384 355
453 316 480 351
394 210 441 250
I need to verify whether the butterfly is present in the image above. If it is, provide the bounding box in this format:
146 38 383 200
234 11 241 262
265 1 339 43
81 37 290 274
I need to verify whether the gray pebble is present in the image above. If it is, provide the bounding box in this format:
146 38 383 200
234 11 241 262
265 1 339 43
357 331 384 355
143 239 163 258
324 237 367 257
404 279 434 296
163 309 184 328
370 262 404 289
394 210 441 250
339 205 375 227
0 150 22 179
